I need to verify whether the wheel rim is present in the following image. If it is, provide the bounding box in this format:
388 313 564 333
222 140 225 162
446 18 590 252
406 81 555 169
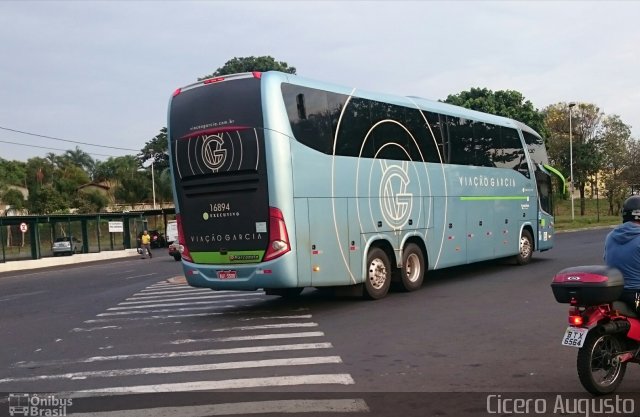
368 258 387 290
589 335 624 388
519 235 532 259
405 253 421 283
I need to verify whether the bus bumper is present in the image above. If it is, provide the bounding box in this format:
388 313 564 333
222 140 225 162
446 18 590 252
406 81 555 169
180 253 298 291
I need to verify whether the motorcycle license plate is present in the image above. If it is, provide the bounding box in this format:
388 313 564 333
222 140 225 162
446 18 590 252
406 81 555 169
561 327 588 348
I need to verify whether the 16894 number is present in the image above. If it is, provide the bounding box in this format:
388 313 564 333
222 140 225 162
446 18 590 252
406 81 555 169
210 203 231 212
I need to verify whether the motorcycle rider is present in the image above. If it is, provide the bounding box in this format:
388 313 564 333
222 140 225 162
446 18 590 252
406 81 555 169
604 195 640 313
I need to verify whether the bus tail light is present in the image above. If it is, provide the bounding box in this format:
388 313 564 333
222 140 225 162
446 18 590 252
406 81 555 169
263 207 290 262
176 214 192 262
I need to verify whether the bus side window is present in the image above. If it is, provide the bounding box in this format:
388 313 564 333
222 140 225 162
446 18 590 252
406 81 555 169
447 116 474 166
496 127 529 178
473 122 497 168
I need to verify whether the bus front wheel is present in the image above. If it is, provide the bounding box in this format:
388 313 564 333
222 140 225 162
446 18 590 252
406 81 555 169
515 229 533 265
364 248 391 300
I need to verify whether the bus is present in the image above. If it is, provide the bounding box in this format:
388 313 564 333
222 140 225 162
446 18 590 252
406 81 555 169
167 71 561 299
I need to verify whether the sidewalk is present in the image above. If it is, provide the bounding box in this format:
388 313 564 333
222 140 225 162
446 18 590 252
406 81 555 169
0 249 140 273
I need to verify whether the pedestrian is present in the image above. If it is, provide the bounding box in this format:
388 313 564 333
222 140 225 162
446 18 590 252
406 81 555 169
140 230 153 259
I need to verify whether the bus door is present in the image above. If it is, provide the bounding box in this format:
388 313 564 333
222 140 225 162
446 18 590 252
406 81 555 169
536 164 560 251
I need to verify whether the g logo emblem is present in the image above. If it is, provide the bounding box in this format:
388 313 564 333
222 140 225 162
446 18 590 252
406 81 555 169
202 135 227 172
379 160 413 228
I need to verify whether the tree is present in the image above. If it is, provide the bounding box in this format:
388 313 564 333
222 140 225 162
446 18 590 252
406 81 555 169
94 155 140 204
63 146 95 178
139 128 168 173
0 158 26 188
598 115 632 214
623 139 640 194
199 56 296 80
545 102 608 216
115 175 150 208
28 185 68 214
156 168 174 205
73 190 109 213
1 188 26 211
443 88 547 137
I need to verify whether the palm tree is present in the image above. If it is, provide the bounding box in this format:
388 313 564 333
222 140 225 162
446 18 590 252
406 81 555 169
64 146 95 177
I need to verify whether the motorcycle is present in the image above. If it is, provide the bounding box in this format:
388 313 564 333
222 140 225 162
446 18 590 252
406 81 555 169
551 265 640 395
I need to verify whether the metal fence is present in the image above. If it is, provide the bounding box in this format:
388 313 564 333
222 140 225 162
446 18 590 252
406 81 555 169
0 209 175 263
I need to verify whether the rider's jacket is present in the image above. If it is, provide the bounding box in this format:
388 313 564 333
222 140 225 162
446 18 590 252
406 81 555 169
604 221 640 290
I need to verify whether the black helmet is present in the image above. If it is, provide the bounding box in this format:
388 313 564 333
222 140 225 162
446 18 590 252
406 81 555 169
622 195 640 222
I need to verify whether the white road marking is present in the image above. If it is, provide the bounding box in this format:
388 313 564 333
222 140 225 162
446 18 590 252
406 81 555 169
128 289 213 298
70 326 122 332
0 356 342 383
66 399 369 417
118 292 264 305
97 305 240 317
170 331 325 345
107 270 134 276
107 299 259 311
86 309 302 323
14 343 334 367
178 322 319 333
71 374 355 396
0 290 47 302
124 273 158 280
238 314 313 321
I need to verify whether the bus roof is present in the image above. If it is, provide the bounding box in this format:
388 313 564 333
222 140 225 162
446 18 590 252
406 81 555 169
258 71 535 134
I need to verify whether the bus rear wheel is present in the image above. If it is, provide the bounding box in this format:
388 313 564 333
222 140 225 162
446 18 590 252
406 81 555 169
364 248 391 300
400 243 425 292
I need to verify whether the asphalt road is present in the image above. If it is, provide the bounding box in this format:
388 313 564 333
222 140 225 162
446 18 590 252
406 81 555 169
0 229 639 417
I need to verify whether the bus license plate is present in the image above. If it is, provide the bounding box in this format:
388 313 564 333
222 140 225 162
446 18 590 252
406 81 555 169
561 327 588 348
217 270 237 280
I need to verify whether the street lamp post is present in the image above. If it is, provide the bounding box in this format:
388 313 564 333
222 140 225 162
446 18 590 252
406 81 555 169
569 102 576 221
149 149 157 209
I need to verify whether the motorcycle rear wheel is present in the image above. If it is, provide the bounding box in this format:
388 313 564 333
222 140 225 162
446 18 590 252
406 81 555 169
577 330 627 395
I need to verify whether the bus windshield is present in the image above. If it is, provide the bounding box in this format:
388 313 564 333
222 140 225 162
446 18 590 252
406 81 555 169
169 74 270 264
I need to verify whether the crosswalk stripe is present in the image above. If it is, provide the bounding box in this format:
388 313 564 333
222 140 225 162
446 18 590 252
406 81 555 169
107 299 259 311
170 331 325 345
97 305 240 317
180 322 319 333
129 289 214 297
126 291 223 300
119 293 264 305
85 311 312 324
67 399 369 416
238 314 313 321
14 343 334 367
0 356 343 383
71 374 355 395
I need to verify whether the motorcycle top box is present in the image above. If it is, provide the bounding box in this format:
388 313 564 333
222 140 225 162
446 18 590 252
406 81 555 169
551 265 624 305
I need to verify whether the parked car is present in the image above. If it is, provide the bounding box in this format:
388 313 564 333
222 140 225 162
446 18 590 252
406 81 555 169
168 242 181 261
52 236 82 256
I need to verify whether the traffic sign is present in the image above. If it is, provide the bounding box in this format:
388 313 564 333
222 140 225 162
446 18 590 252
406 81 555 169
19 222 28 233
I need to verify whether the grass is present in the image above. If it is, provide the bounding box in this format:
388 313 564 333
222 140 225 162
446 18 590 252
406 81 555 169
553 197 620 231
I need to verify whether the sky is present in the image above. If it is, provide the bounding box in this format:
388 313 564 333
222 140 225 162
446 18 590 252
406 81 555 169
1 1 639 163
